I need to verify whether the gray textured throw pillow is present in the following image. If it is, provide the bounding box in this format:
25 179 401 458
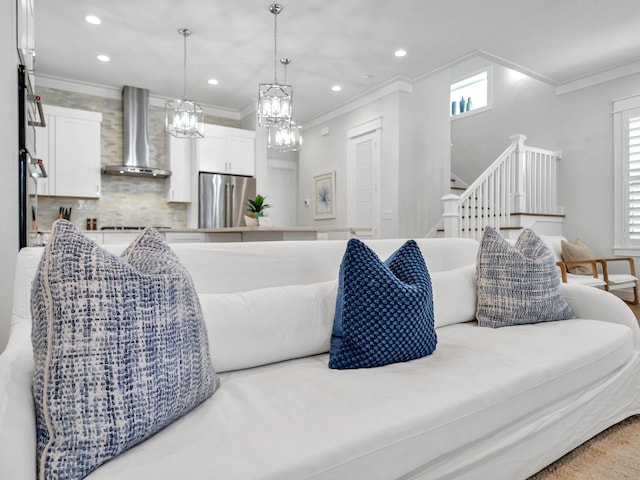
31 220 219 480
476 227 574 328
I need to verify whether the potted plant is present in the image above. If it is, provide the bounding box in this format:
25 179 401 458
244 194 271 226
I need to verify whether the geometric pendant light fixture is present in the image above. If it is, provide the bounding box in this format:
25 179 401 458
267 119 303 151
165 28 205 138
267 58 302 151
257 4 293 128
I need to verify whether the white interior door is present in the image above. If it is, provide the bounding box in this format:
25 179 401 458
265 158 298 226
347 123 381 238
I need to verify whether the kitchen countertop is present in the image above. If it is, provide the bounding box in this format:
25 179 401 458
30 226 371 246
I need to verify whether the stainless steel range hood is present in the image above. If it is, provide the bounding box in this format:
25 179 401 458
102 86 171 178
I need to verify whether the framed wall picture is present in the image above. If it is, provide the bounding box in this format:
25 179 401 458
313 171 336 220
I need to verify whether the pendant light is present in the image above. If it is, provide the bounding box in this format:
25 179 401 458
267 120 302 151
165 28 205 138
257 4 293 128
268 58 302 151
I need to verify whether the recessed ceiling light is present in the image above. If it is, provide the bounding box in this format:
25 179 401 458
394 49 407 57
85 15 101 25
331 85 342 92
207 78 219 85
97 54 110 62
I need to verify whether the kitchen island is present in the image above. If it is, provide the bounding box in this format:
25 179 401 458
162 226 371 243
31 226 371 246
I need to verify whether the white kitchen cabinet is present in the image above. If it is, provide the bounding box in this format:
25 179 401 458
35 105 102 198
166 135 194 203
228 133 256 176
198 130 226 174
198 125 255 177
164 232 206 243
102 232 141 245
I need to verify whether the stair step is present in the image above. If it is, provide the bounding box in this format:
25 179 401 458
437 226 523 233
510 212 566 218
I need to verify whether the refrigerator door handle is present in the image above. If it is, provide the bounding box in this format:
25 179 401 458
225 182 235 227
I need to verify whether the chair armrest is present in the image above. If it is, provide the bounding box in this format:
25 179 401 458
556 262 568 283
556 259 600 278
595 257 637 278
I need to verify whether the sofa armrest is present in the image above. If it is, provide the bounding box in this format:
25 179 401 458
0 322 36 480
560 283 640 348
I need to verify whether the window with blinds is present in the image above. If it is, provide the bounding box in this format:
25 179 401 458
613 97 640 253
627 113 640 240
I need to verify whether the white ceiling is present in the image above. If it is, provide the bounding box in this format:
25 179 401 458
35 0 640 123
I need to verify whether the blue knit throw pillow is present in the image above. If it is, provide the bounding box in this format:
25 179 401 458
329 239 437 369
31 220 219 480
476 227 574 328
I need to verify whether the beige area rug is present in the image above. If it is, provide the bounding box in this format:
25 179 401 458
528 415 640 479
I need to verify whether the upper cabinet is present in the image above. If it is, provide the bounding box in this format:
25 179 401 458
35 105 102 198
198 125 255 177
166 135 194 203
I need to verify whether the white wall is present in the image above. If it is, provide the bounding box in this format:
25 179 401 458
557 72 640 258
450 58 559 184
0 0 20 352
299 92 402 238
403 70 451 237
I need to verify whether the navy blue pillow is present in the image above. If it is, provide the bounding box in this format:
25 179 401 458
329 239 437 369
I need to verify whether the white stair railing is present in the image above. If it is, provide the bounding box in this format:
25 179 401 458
442 134 562 241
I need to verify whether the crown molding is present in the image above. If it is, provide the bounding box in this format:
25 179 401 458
240 100 257 122
303 77 412 130
556 60 640 96
34 74 242 120
414 50 558 87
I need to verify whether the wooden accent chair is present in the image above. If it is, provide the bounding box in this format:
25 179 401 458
540 235 639 305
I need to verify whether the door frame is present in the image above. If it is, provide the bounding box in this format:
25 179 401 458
346 117 382 238
266 157 298 226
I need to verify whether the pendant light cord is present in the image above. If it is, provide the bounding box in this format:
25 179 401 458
273 12 279 84
183 31 188 100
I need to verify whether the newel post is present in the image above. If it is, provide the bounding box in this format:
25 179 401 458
510 133 527 213
441 194 461 238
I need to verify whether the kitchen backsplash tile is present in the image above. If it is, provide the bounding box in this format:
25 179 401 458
34 86 242 230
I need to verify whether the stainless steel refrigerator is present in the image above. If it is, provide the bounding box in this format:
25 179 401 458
199 173 256 228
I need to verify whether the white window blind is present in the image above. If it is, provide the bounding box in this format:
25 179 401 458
613 96 640 254
628 114 640 240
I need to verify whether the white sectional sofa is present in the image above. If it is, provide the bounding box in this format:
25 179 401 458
2 237 640 480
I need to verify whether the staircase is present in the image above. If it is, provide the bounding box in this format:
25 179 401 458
440 134 564 241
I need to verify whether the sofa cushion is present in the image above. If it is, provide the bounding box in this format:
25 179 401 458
200 281 337 373
431 264 477 327
476 227 574 328
561 238 596 275
329 239 437 369
31 220 218 480
80 319 634 480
